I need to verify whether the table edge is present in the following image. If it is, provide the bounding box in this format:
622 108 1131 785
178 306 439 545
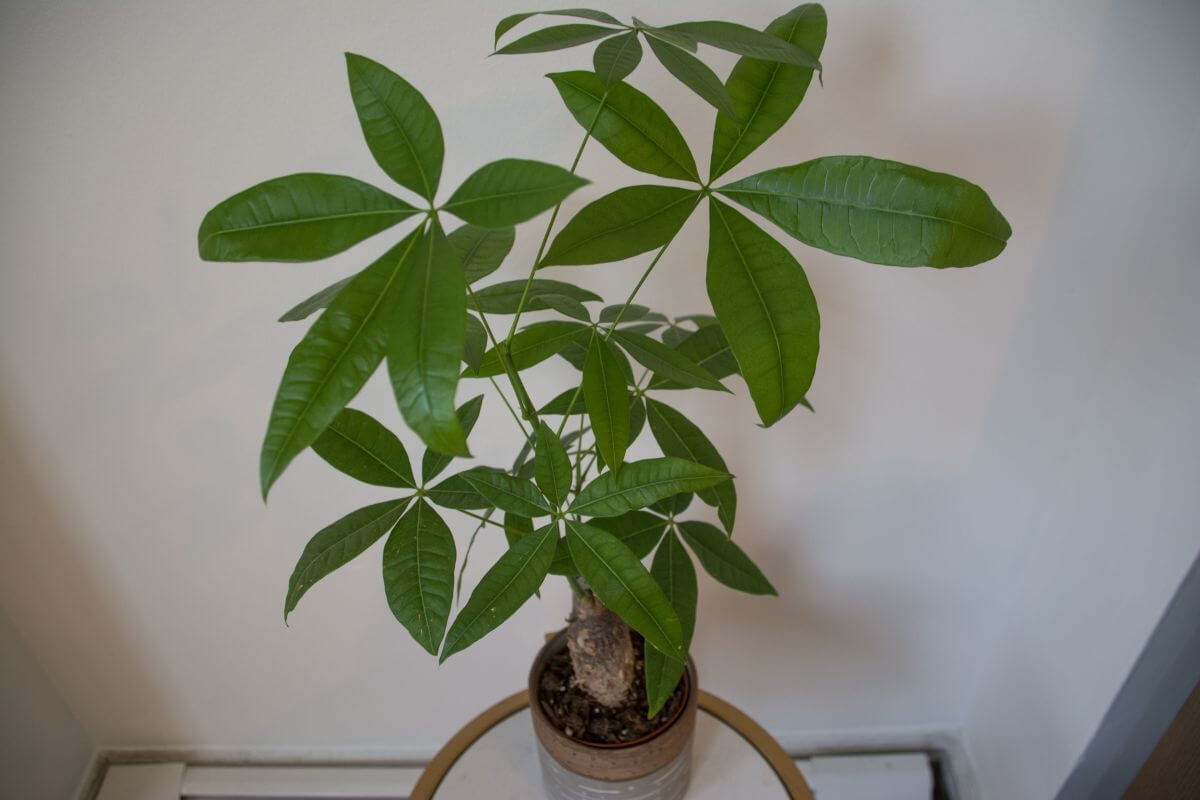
410 689 814 800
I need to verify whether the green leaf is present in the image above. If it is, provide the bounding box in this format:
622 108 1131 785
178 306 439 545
541 185 699 267
504 512 534 547
279 276 353 322
388 221 469 456
600 304 664 323
631 18 698 52
678 520 775 595
615 323 662 334
198 173 417 262
558 333 635 384
534 421 572 508
260 229 422 498
463 314 487 372
345 53 443 201
663 20 822 71
467 321 590 377
675 313 719 327
674 323 737 377
550 509 665 575
644 529 697 715
718 156 1012 267
569 456 731 517
284 498 410 621
495 9 622 46
382 500 457 654
427 467 505 510
583 334 630 475
593 30 643 87
471 279 602 313
628 393 646 444
660 324 689 348
311 408 415 488
645 399 736 533
611 330 728 392
441 522 558 661
644 35 737 121
445 159 588 228
539 294 591 321
565 520 684 660
548 72 699 182
706 199 819 427
648 323 740 389
538 387 586 416
650 491 692 516
422 394 484 484
495 23 619 55
447 224 516 284
596 509 666 558
461 470 551 517
710 4 827 180
542 390 643 439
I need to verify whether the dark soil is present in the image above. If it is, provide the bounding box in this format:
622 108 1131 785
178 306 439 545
537 632 686 746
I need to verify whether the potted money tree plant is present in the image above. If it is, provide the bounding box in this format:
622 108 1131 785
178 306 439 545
198 4 1010 798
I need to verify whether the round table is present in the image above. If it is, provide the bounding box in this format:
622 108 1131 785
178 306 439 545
411 690 815 799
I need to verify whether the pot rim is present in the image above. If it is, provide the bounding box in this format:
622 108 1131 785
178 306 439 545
529 629 694 751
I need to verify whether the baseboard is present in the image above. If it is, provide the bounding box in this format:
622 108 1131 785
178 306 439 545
83 729 971 800
771 725 976 800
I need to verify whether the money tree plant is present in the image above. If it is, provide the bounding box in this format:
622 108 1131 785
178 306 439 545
198 4 1010 718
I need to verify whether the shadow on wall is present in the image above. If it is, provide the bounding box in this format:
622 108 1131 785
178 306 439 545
0 369 184 760
0 605 93 799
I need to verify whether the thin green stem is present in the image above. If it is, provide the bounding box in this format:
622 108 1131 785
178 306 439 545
455 517 488 606
552 232 680 442
466 284 534 437
603 238 674 334
505 98 607 344
456 507 527 537
488 376 529 440
573 412 586 486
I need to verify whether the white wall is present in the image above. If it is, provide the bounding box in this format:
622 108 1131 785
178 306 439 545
959 1 1200 797
0 1 1195 797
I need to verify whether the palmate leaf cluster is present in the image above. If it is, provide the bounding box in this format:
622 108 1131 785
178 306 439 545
198 4 1010 716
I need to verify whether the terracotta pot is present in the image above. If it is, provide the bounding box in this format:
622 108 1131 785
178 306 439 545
528 630 699 800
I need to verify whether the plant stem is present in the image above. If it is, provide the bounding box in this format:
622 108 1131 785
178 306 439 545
505 97 608 343
552 234 679 442
496 94 609 425
466 285 533 440
603 239 674 332
455 507 527 538
487 376 530 440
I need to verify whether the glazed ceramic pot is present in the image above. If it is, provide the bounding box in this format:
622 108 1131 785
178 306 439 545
528 630 699 800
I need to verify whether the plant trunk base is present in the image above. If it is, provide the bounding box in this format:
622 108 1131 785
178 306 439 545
566 593 635 708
